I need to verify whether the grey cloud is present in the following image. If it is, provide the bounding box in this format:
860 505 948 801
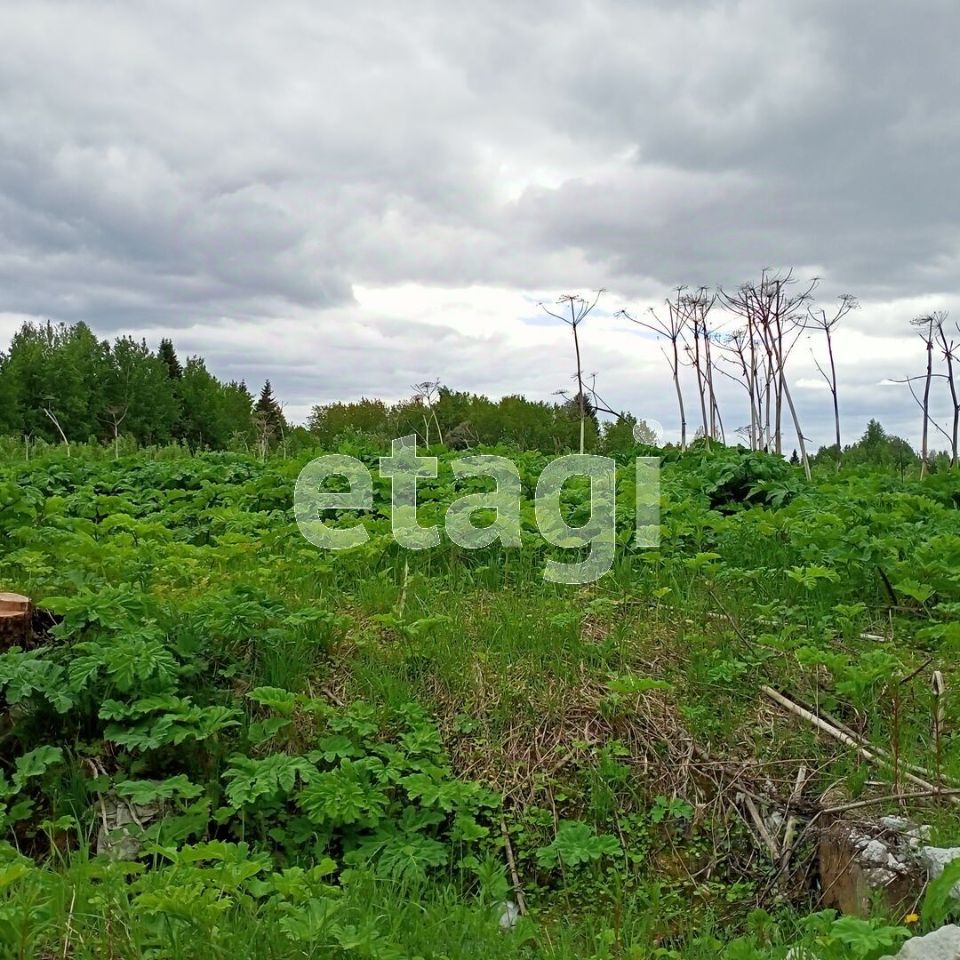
0 0 958 446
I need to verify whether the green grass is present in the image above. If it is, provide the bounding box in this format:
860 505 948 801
0 443 958 956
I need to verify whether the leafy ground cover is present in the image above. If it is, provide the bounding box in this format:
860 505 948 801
0 443 958 958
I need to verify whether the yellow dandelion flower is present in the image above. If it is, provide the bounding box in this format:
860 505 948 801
904 913 920 925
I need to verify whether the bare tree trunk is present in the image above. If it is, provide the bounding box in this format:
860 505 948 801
42 408 70 457
692 325 710 448
826 326 842 469
774 371 784 455
703 331 718 440
762 334 775 453
781 378 811 481
671 337 687 450
573 319 585 455
773 314 785 455
713 394 726 445
936 320 958 466
748 328 760 451
921 333 933 478
946 350 959 467
763 368 772 452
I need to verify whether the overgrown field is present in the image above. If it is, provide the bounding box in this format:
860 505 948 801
1 443 959 958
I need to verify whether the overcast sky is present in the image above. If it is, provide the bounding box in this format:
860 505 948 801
1 0 959 447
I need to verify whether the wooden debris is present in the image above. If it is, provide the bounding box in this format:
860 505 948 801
500 818 528 916
779 764 808 876
0 593 31 650
818 817 923 918
761 685 960 804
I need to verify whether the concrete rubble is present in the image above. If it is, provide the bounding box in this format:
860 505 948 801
820 815 960 918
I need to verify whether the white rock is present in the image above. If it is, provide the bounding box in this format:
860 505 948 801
883 816 914 832
920 848 960 898
861 838 898 866
882 817 933 846
851 834 914 886
95 795 160 861
881 925 960 960
920 848 960 875
498 900 520 930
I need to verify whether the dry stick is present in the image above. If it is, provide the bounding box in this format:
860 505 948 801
933 670 946 792
500 818 528 916
62 886 76 960
741 793 780 862
779 764 808 877
761 686 960 804
823 788 960 816
787 686 958 787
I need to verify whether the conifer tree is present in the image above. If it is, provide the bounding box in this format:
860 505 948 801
253 380 287 455
255 381 285 430
158 338 183 380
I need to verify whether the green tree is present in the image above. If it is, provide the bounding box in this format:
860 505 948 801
255 381 286 434
601 413 658 457
838 420 917 469
104 337 180 446
158 338 183 380
1 321 110 444
308 398 391 446
179 357 226 448
222 380 255 448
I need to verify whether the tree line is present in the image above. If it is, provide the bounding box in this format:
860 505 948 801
0 320 287 454
0 306 936 472
307 385 656 455
0 319 657 457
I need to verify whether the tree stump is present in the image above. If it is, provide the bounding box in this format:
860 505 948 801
0 594 32 650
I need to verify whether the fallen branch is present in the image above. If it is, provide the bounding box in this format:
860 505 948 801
779 764 808 876
500 818 527 916
823 788 960 816
761 686 960 804
787 689 957 788
741 792 780 862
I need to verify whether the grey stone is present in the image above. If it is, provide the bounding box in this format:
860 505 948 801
498 901 520 930
881 817 932 846
920 847 960 898
95 794 161 861
881 925 960 960
819 820 924 917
